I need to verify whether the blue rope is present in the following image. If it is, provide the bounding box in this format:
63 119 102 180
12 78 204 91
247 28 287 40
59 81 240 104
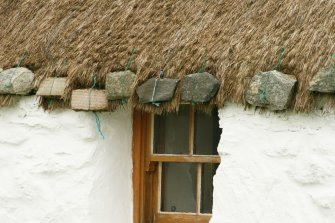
88 75 97 110
259 73 269 103
198 56 208 73
274 48 285 71
17 51 29 67
151 78 160 107
93 112 105 140
90 75 105 139
120 48 136 104
125 48 136 71
121 97 128 104
260 48 285 102
91 75 97 89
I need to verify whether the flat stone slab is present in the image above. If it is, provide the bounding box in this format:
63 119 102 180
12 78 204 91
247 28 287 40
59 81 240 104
0 67 34 95
181 72 219 103
36 77 67 97
106 70 136 100
136 78 179 103
246 70 297 110
71 89 108 111
309 66 335 93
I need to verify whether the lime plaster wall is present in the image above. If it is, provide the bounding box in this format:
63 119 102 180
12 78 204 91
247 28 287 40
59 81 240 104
0 96 133 223
212 104 335 223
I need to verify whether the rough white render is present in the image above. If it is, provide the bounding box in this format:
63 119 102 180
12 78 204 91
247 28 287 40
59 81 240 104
212 104 335 223
0 96 133 223
2 97 335 223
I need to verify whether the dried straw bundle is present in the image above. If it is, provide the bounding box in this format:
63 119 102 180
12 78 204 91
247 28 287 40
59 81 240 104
0 0 334 112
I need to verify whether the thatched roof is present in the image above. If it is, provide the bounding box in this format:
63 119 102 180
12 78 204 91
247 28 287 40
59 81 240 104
0 0 334 112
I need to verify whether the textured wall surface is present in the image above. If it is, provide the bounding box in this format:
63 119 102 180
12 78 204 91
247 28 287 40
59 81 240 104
212 104 335 223
0 97 133 223
2 97 335 223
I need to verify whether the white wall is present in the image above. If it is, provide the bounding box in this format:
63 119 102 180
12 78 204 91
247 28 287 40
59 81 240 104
3 97 335 223
212 104 335 223
0 97 133 223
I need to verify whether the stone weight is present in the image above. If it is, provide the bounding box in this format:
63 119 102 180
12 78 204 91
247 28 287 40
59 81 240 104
245 70 297 110
309 66 335 93
136 78 179 103
106 71 136 100
181 72 219 103
0 67 34 95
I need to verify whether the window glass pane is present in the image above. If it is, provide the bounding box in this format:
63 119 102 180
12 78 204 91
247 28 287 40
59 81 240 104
201 163 219 213
194 109 221 155
161 162 196 213
154 106 189 154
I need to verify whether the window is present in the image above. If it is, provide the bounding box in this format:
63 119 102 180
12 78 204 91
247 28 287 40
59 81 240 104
133 105 221 223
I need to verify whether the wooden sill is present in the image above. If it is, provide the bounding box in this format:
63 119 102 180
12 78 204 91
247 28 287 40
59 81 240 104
150 154 220 163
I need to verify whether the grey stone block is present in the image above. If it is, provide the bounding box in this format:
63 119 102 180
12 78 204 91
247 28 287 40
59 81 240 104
0 67 34 95
309 66 335 93
181 72 219 103
136 78 179 103
246 70 297 110
106 70 136 100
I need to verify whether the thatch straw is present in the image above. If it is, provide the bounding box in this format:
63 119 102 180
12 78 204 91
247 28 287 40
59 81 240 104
0 0 334 112
0 95 18 107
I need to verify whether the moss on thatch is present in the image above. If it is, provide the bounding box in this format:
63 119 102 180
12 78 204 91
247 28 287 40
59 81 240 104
0 0 334 112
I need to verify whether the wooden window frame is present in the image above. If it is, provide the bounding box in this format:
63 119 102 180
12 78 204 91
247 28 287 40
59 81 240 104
132 107 220 223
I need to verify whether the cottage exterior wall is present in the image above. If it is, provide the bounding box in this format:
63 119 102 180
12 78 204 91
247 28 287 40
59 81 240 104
212 104 335 223
0 97 133 223
2 97 335 223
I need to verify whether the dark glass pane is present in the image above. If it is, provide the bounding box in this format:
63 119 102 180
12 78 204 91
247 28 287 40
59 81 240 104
201 163 219 213
154 106 189 154
161 163 196 213
194 109 221 155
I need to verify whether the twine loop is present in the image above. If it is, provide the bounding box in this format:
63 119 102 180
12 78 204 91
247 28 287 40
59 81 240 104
88 74 105 139
17 51 29 67
259 48 285 103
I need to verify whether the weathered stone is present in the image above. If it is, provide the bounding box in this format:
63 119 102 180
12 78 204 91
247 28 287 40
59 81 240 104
245 70 297 110
0 67 34 95
136 78 179 103
181 72 219 103
106 70 136 100
309 66 335 93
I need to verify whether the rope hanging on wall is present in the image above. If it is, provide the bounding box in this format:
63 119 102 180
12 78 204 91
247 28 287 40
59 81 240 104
90 74 105 139
93 111 105 140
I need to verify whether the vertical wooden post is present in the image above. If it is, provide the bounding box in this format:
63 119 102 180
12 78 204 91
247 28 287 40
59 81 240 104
196 163 202 215
188 106 195 155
